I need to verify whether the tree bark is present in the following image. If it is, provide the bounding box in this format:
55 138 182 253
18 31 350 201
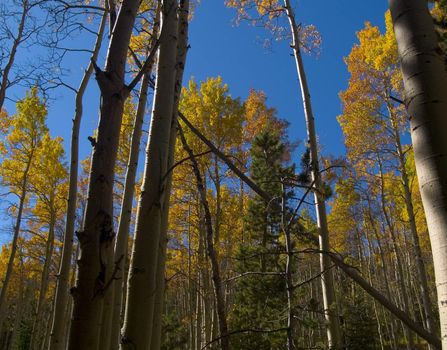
282 1 342 347
107 72 151 350
150 1 189 348
388 103 436 342
120 0 178 347
66 0 141 347
151 0 189 350
390 0 447 346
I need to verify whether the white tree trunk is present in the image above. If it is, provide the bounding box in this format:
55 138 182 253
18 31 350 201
120 0 178 347
150 2 189 348
282 0 343 347
390 0 447 347
108 72 151 350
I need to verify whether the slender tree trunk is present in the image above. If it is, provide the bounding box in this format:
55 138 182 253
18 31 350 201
49 11 107 350
196 241 204 350
0 157 32 328
30 219 56 350
66 0 141 346
377 159 414 348
107 73 151 350
150 2 189 347
282 0 342 347
120 0 178 347
8 260 25 350
390 0 447 346
106 11 161 346
179 126 230 350
281 183 296 350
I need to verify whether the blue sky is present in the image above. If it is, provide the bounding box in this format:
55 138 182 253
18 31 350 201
183 0 389 157
4 0 389 164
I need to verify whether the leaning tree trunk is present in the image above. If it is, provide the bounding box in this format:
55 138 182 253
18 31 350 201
390 0 447 347
179 126 230 350
120 0 178 348
66 0 141 347
282 0 342 347
49 11 107 350
150 1 189 348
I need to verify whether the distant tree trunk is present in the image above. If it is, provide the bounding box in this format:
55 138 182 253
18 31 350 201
377 159 414 349
8 259 25 350
0 156 33 328
66 0 141 347
281 183 296 350
179 126 230 350
282 0 343 347
390 0 447 347
150 1 189 348
120 0 178 347
30 218 56 350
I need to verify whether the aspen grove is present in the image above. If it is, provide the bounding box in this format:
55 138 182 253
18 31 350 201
1 0 447 349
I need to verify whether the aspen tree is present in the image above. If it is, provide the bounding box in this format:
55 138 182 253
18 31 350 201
282 2 342 345
28 135 67 350
150 0 190 348
66 0 144 346
120 0 178 347
109 10 162 348
339 15 436 339
49 10 107 350
224 1 342 345
390 0 447 346
0 88 48 328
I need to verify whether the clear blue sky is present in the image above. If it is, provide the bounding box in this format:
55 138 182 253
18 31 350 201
3 0 389 164
183 0 389 159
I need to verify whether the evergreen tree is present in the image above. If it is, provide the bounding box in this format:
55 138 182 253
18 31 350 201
230 131 291 349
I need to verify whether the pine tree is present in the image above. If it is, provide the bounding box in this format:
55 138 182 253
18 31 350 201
230 131 290 349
